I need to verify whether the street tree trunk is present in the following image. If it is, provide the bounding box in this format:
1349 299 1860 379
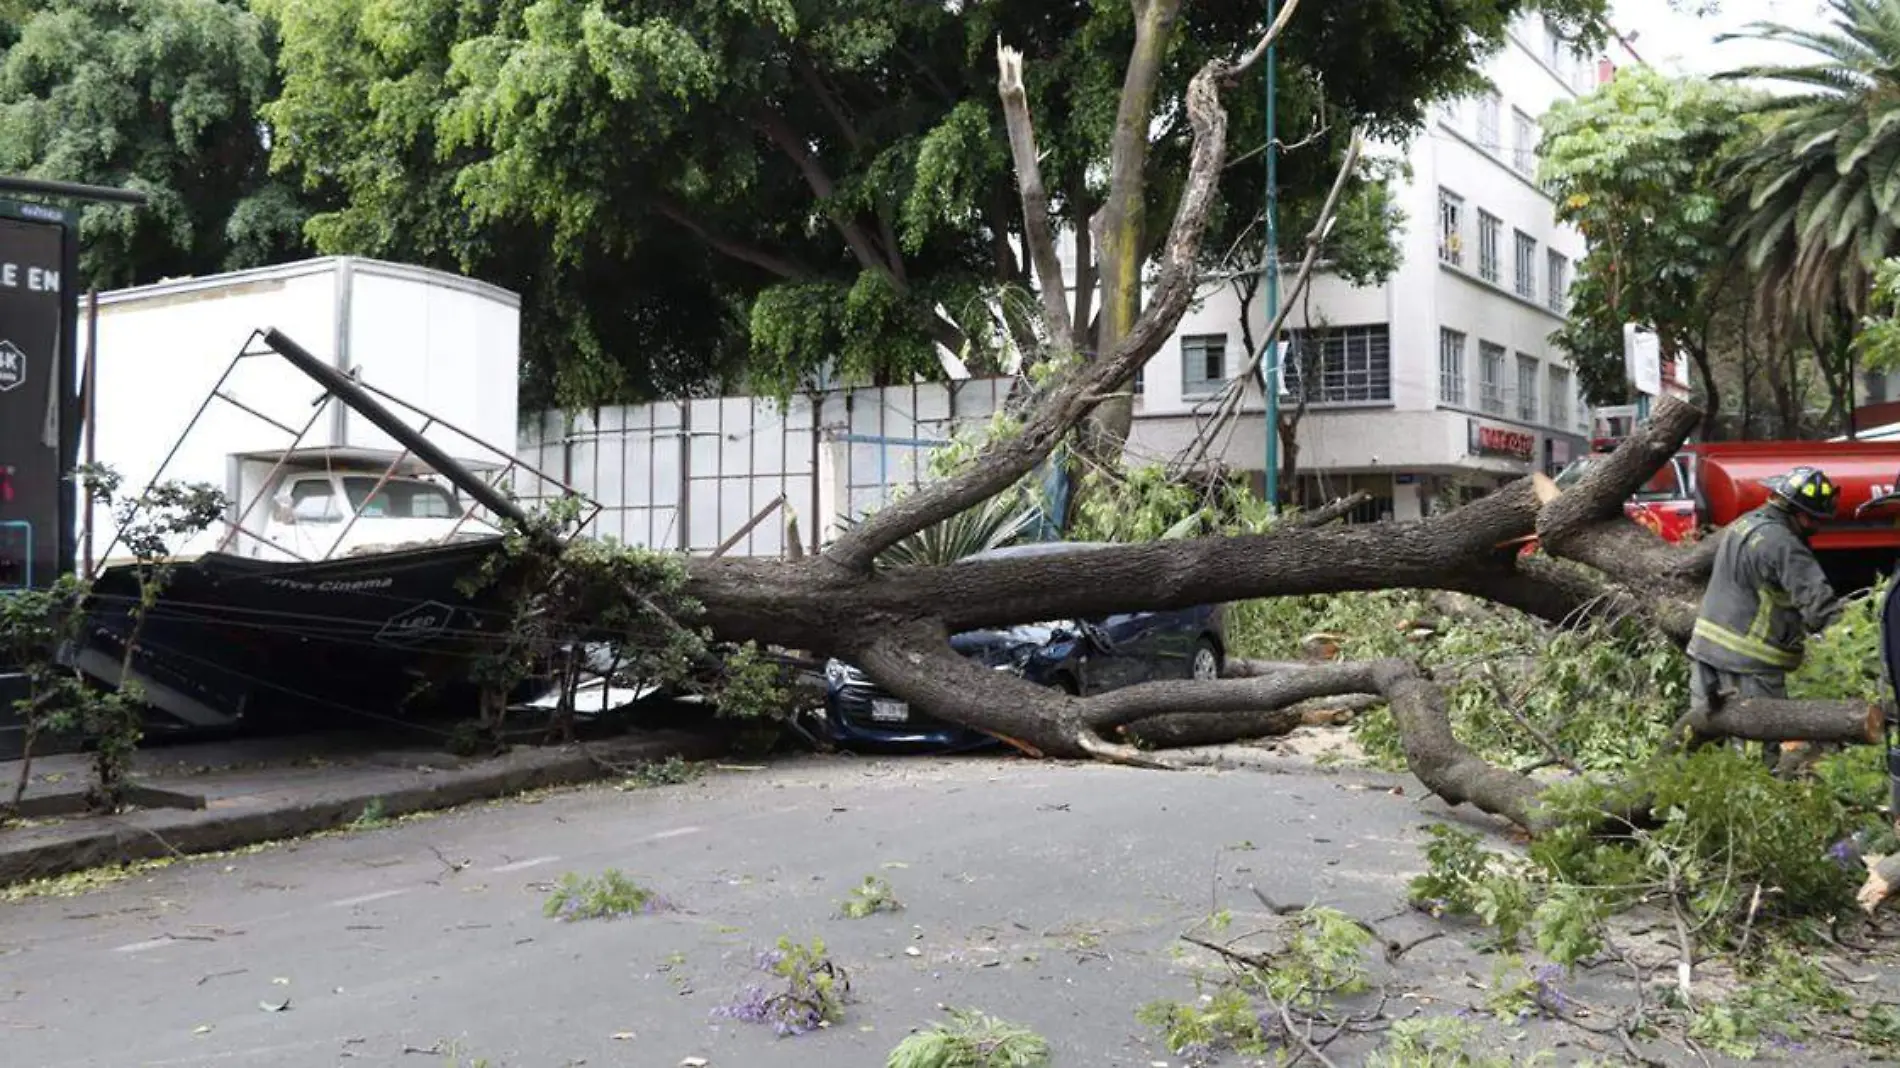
1083 0 1187 466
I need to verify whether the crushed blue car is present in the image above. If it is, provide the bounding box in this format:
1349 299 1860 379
812 542 1227 752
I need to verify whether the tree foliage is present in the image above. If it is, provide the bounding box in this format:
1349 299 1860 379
1538 67 1757 416
1720 0 1900 337
263 0 1613 409
0 0 311 287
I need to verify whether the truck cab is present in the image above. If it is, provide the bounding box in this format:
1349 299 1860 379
262 467 493 561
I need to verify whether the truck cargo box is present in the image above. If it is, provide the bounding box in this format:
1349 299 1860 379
83 256 520 566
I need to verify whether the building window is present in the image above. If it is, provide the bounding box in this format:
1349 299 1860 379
1476 211 1502 284
1516 354 1539 422
1297 474 1393 524
1180 334 1227 397
1547 366 1571 428
1514 230 1537 299
1547 250 1569 312
1439 329 1467 406
1479 342 1506 414
1478 90 1501 153
1512 109 1536 175
1544 17 1566 71
1438 189 1464 266
1282 325 1392 404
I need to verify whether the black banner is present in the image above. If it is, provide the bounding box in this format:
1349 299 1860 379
0 205 76 590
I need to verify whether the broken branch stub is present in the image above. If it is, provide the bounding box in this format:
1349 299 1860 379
995 39 1073 348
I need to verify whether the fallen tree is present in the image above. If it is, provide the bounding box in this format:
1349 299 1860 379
514 10 1885 848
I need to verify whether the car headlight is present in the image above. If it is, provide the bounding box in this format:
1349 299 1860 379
825 660 865 686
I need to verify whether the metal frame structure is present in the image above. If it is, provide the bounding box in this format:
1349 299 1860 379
96 329 597 569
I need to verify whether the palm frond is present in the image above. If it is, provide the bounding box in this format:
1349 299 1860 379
1721 0 1900 329
835 493 1044 569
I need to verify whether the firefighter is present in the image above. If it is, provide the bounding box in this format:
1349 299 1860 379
1686 466 1844 769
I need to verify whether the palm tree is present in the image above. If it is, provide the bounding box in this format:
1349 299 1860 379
1719 0 1900 336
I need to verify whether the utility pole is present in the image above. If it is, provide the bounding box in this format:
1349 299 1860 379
1262 0 1282 512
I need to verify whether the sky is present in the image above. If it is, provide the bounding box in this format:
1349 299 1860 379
1609 0 1834 77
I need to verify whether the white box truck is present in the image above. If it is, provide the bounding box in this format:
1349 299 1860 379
82 256 522 568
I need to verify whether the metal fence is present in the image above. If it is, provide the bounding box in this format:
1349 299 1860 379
516 379 1014 557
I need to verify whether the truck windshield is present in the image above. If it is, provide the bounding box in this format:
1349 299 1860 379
340 477 460 519
1552 456 1685 502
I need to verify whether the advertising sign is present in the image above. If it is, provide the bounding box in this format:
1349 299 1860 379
0 203 77 590
1467 419 1537 463
1624 323 1662 397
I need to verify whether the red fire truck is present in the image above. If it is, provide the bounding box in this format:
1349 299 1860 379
1552 440 1900 588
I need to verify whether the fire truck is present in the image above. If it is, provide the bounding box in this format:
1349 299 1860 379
1552 439 1900 590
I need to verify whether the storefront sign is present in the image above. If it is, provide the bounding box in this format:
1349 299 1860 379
0 205 76 590
1467 419 1536 463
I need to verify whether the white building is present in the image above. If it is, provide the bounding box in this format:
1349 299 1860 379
1123 17 1640 521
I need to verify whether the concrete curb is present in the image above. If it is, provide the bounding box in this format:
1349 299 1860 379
0 730 727 888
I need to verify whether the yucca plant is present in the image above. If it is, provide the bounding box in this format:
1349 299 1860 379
835 493 1044 568
1720 0 1900 330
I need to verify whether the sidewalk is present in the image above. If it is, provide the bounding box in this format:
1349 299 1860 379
0 727 728 887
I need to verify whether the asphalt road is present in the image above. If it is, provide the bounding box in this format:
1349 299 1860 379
0 755 1753 1066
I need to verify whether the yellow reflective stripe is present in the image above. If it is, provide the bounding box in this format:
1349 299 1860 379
1692 618 1801 670
1749 585 1791 641
1748 589 1773 641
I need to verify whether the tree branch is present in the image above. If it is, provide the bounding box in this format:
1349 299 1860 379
1174 129 1365 474
822 49 1238 572
996 40 1076 347
791 49 866 152
754 111 900 284
1070 183 1097 353
1226 0 1307 82
649 197 816 281
1093 0 1186 362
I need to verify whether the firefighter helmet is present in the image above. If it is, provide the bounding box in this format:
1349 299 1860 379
1770 466 1840 519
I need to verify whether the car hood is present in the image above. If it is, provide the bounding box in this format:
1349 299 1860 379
949 623 1073 662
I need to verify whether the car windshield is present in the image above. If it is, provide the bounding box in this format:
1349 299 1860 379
340 477 461 519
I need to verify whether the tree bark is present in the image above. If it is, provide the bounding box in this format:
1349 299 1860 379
996 42 1074 350
1085 0 1187 464
1685 699 1881 745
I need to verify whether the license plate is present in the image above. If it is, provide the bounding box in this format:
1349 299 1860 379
870 699 910 723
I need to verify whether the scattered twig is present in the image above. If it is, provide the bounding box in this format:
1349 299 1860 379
105 818 187 860
1270 990 1341 1068
1181 933 1272 970
428 845 470 876
1383 931 1447 964
1737 882 1764 956
195 968 247 987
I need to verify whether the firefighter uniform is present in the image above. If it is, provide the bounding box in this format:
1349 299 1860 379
1685 469 1842 753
